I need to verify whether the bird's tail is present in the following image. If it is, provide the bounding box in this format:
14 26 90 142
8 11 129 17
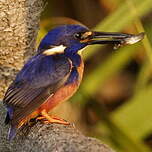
5 111 17 140
5 111 10 124
8 125 17 141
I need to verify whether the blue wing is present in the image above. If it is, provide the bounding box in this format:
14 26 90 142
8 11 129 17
3 53 72 126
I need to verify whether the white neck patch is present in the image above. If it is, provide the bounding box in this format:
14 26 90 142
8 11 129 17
43 45 66 55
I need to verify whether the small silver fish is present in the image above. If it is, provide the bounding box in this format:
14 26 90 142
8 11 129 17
114 32 145 49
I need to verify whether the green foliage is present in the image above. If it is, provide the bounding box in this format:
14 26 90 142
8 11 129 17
81 44 141 97
83 0 152 59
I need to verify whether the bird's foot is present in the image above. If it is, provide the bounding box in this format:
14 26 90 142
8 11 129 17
43 116 70 125
36 110 70 125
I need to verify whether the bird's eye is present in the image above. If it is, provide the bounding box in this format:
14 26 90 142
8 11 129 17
74 32 93 41
74 33 82 40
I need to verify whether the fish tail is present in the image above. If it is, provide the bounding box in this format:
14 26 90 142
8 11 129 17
8 125 17 141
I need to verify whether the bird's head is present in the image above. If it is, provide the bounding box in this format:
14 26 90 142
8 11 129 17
38 24 144 55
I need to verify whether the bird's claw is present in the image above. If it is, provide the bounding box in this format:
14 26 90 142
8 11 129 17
36 111 70 125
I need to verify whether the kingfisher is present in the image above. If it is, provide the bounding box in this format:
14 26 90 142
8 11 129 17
3 23 144 140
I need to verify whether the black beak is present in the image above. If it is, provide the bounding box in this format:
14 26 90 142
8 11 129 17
87 31 145 48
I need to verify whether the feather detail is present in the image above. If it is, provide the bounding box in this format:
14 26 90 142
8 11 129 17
3 53 72 129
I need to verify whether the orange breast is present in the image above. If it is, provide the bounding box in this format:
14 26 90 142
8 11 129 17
17 58 84 128
21 60 84 124
39 60 84 112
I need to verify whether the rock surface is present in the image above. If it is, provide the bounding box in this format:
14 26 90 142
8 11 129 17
0 103 114 152
0 0 43 98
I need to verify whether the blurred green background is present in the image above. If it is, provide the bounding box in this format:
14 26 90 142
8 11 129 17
37 0 152 151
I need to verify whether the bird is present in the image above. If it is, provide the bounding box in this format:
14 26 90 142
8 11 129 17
3 23 144 140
